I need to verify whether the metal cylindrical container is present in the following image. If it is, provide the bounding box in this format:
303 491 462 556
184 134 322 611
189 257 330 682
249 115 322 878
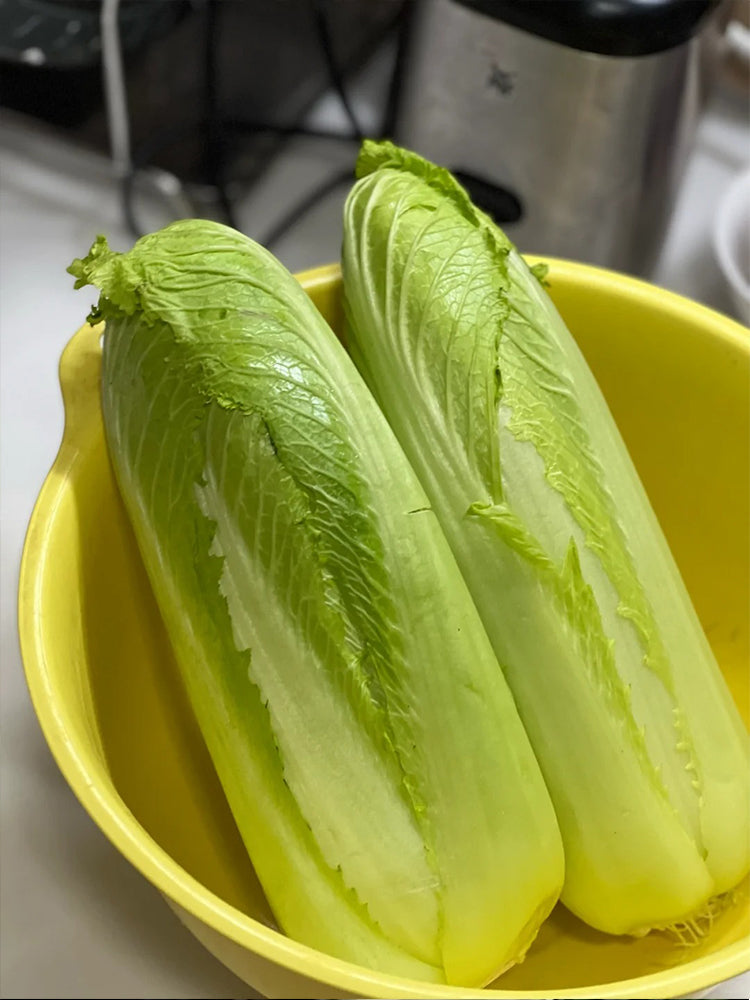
396 0 718 274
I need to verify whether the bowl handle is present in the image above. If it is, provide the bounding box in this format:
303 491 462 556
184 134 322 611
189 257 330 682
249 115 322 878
58 323 105 454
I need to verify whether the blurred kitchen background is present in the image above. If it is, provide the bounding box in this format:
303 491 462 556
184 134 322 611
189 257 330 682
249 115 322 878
1 0 749 300
1 0 749 279
1 2 749 998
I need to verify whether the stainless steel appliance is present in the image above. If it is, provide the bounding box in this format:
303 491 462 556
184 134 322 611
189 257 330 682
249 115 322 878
397 0 720 274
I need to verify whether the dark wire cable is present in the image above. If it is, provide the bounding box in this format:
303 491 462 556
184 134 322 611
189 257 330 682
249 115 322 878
222 119 359 142
203 0 237 229
261 166 354 251
121 117 363 238
309 0 364 141
120 169 141 238
260 3 412 250
381 0 414 137
120 2 408 240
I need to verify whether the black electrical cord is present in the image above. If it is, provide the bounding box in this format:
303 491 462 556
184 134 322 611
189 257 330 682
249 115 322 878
309 0 364 141
261 166 354 251
380 0 415 138
120 163 141 239
202 0 237 229
121 0 238 236
120 120 191 237
120 0 409 242
259 1 415 251
222 119 359 143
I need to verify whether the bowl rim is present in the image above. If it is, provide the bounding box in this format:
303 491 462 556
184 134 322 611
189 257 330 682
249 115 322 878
18 259 750 1000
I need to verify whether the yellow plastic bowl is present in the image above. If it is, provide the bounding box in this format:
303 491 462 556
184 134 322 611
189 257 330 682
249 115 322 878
19 261 750 999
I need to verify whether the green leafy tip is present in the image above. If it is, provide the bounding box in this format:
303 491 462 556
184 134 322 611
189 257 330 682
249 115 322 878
355 139 512 260
530 261 550 287
67 233 142 321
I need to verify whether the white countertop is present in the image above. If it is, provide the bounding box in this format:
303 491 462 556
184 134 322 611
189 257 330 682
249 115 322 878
1 81 748 999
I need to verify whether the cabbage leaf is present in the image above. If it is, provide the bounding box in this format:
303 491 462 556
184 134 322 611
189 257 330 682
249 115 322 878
68 221 563 985
342 141 750 935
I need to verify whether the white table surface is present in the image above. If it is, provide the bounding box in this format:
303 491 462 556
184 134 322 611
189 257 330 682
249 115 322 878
1 79 748 1000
